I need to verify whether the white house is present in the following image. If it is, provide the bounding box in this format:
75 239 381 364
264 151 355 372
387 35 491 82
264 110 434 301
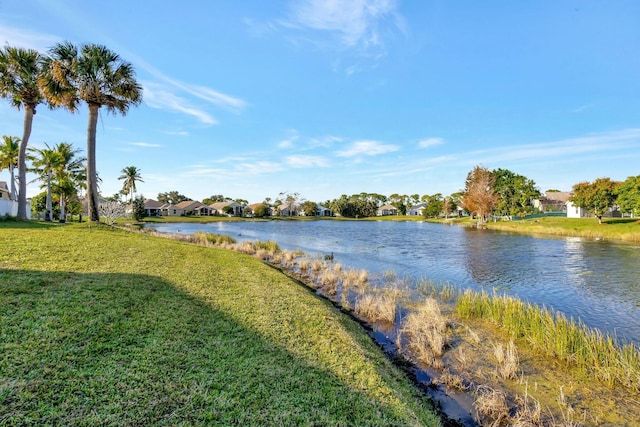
407 203 426 216
210 201 243 216
377 204 398 216
566 200 590 218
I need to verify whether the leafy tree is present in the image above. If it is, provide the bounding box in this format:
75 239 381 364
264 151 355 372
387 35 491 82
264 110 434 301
0 135 20 200
0 46 46 219
388 193 407 215
118 166 144 202
422 194 443 218
301 201 318 216
492 168 540 216
41 42 142 222
30 191 48 216
158 191 189 205
131 195 146 221
462 165 498 223
616 175 640 217
570 178 620 224
252 203 269 218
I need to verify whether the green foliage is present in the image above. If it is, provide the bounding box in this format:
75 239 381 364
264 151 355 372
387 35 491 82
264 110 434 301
616 175 640 217
157 191 190 205
422 194 443 218
202 194 227 205
492 168 540 216
571 177 620 223
252 203 269 217
132 195 146 221
301 200 318 216
118 165 144 202
328 193 385 217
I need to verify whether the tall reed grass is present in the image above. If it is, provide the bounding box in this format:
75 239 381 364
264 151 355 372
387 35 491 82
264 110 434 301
456 289 640 391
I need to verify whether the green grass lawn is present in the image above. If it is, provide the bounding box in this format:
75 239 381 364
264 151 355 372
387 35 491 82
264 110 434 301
0 221 440 426
480 216 640 242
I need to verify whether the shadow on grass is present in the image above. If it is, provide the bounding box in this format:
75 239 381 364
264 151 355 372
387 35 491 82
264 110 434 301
0 268 437 426
0 219 62 230
604 218 640 225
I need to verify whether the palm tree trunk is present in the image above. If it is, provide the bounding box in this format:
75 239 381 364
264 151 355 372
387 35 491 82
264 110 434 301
17 106 34 220
9 164 16 201
86 104 100 222
45 172 52 221
59 193 66 222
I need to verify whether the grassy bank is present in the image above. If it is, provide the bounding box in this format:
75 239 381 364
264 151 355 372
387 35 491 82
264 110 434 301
438 216 640 243
0 221 441 426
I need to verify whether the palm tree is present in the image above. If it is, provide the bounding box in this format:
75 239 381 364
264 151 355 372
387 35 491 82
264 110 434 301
29 144 61 221
0 135 20 200
30 142 85 222
0 47 46 219
40 42 142 222
118 165 144 203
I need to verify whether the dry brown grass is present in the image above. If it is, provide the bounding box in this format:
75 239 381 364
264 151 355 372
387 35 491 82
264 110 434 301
399 299 449 367
474 386 511 427
437 369 469 392
354 294 397 324
319 269 339 296
494 340 520 380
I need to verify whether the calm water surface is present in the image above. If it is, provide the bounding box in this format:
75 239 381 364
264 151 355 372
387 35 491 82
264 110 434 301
146 220 640 344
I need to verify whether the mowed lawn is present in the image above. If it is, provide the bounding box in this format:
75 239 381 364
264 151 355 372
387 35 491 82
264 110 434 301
0 222 440 427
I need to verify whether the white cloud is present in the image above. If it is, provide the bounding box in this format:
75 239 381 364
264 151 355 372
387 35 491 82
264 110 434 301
287 0 399 49
418 137 444 148
130 142 162 148
0 23 60 51
143 83 218 126
286 155 329 168
336 140 399 157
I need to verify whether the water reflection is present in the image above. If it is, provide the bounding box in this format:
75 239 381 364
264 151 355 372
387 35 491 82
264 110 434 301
145 220 640 344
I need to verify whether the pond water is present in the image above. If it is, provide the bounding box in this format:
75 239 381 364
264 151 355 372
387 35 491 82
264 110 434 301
145 220 640 345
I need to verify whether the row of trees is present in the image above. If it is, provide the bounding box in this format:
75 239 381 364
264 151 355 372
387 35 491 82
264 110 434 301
571 176 640 224
0 42 141 221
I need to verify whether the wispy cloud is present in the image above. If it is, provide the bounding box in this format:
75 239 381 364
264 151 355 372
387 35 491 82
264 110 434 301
572 103 595 113
166 130 189 136
0 23 60 51
277 0 406 69
286 155 329 168
336 140 399 157
130 142 162 148
143 82 218 126
418 137 444 148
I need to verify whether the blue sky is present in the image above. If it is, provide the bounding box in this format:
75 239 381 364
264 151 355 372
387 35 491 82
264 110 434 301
1 0 639 204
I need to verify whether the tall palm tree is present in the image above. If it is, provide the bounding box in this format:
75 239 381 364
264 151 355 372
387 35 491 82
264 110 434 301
0 135 20 200
0 47 46 219
118 165 144 203
29 143 61 221
40 42 142 222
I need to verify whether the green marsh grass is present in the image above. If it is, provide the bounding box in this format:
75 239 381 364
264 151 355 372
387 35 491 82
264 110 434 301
456 289 640 391
0 222 441 427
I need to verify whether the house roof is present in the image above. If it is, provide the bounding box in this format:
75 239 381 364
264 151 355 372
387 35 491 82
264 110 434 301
175 200 205 210
378 204 397 210
542 191 572 203
144 199 164 208
209 201 239 210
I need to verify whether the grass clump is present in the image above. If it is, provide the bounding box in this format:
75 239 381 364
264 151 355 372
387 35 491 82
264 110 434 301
355 294 398 324
399 299 449 368
456 289 640 391
0 222 441 427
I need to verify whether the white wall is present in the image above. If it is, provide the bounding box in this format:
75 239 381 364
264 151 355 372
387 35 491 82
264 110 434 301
0 199 31 219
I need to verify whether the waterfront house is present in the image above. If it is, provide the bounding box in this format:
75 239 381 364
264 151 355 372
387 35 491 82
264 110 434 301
210 201 243 216
377 204 398 216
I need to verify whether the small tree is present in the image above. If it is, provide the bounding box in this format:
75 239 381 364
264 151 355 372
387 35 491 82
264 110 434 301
253 203 269 218
99 201 127 227
302 201 318 216
462 165 498 223
616 175 640 218
132 195 146 221
570 178 619 224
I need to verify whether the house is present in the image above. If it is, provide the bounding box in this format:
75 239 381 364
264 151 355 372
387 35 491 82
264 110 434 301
316 204 333 217
565 200 590 218
143 199 165 216
278 203 298 217
407 203 426 216
210 201 243 216
174 200 212 216
533 191 572 213
0 181 10 200
377 204 398 216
